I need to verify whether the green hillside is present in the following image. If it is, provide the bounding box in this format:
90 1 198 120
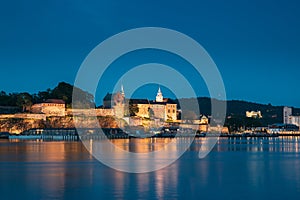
177 97 300 131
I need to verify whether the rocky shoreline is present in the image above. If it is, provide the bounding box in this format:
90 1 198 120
0 115 125 134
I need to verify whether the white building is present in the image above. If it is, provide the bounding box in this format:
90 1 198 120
290 116 300 127
155 86 163 102
283 106 292 124
246 111 262 118
131 87 177 121
282 106 300 127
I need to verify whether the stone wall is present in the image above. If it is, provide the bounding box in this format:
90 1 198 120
150 104 165 119
96 108 114 116
31 103 65 116
137 104 150 118
66 108 114 117
0 113 46 120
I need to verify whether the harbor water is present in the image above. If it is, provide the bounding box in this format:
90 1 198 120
0 137 300 200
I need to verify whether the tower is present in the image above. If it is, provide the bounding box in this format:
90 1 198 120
283 106 292 124
156 86 163 102
121 84 125 98
113 92 125 118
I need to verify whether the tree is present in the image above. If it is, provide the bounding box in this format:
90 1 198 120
0 91 6 96
51 82 73 104
244 117 262 128
51 82 95 108
0 91 9 106
16 93 32 112
225 116 244 132
36 90 51 102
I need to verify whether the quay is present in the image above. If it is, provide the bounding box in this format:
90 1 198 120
9 128 80 141
8 128 131 141
4 128 300 141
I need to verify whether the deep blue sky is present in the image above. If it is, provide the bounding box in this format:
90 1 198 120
1 0 300 106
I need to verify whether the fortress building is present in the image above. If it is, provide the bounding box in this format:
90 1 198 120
103 86 177 121
103 86 125 118
31 99 65 116
29 85 177 122
130 87 177 121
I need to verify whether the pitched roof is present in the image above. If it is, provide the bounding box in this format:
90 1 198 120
45 99 65 104
149 98 177 105
129 99 150 104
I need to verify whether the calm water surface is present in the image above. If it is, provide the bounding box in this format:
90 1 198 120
1 137 300 200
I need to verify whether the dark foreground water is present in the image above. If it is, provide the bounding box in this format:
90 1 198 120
1 137 300 200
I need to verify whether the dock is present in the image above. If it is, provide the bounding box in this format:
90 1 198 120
4 128 300 141
9 128 80 141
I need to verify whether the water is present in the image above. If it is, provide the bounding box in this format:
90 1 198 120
1 137 300 200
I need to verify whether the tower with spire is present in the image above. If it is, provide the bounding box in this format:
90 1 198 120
121 84 125 98
155 86 163 102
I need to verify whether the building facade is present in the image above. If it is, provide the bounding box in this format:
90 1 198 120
283 106 292 124
98 86 177 121
31 99 65 116
132 87 177 121
246 111 262 118
103 91 125 118
282 106 300 127
283 106 293 124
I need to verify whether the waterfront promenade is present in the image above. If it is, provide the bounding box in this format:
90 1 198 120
2 128 300 141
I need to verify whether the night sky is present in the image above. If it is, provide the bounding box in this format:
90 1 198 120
1 0 300 106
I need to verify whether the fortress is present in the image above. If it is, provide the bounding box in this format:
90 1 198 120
102 86 177 121
0 86 178 123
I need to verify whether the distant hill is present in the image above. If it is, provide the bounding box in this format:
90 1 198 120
176 97 300 129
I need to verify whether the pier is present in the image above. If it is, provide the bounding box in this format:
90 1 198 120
5 128 300 141
9 128 80 141
8 128 131 141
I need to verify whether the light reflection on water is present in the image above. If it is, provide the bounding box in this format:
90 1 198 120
0 137 300 200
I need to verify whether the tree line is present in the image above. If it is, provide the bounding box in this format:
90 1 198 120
0 82 94 112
